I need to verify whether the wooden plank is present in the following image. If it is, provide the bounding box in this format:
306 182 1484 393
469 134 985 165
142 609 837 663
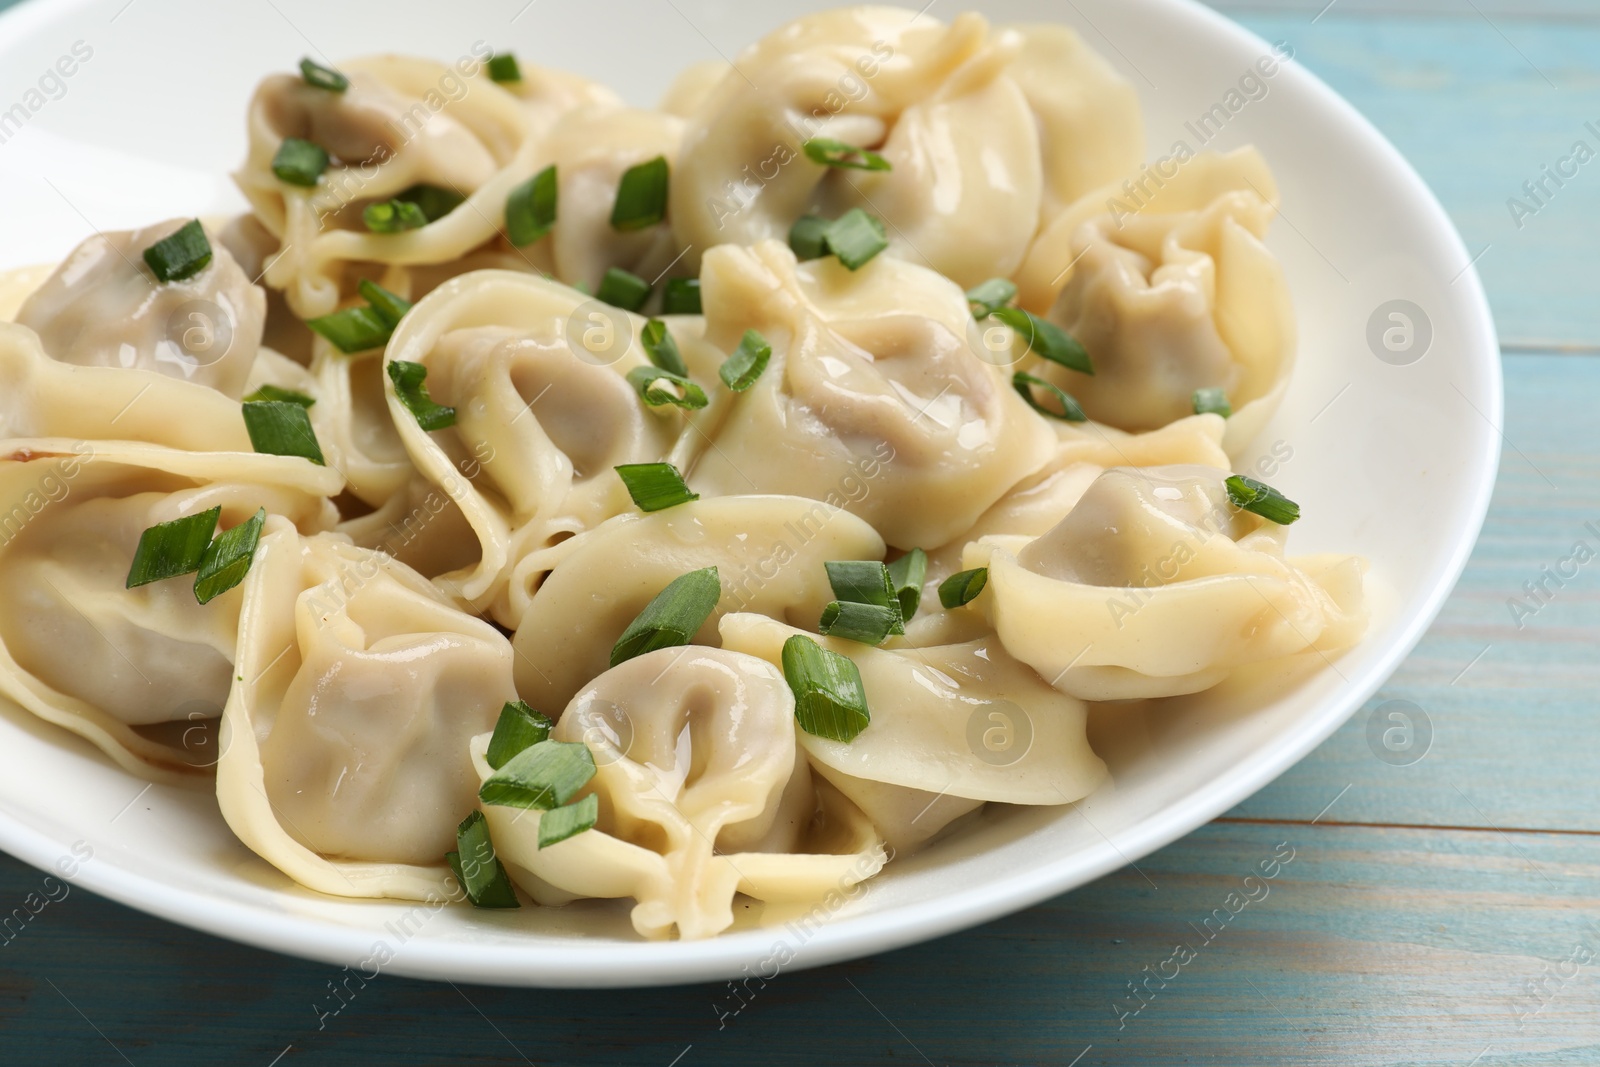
0 821 1594 1065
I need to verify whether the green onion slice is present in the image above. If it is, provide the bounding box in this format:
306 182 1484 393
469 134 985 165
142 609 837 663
596 267 651 312
537 794 599 849
357 279 412 327
818 601 900 646
781 635 870 743
446 811 519 909
626 365 707 410
299 57 348 93
395 183 465 222
271 137 328 187
1225 474 1301 525
609 566 720 667
609 155 669 232
242 384 314 407
824 560 901 628
966 278 1017 319
142 220 212 283
823 209 889 271
802 137 891 172
486 700 553 771
789 214 831 261
662 277 702 315
1013 371 1087 422
991 307 1092 375
125 507 221 589
718 329 771 392
642 319 688 377
194 508 266 605
615 462 699 513
1192 388 1232 418
938 567 989 609
242 400 326 465
886 548 927 621
486 53 522 83
387 360 457 431
478 739 596 811
506 164 557 247
363 199 428 233
306 281 411 354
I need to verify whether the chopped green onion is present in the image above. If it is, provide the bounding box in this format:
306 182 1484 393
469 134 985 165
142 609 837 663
789 214 831 261
1193 388 1232 418
362 199 428 233
609 566 720 667
486 52 521 83
991 307 1092 375
357 279 412 327
662 277 701 315
781 634 870 743
242 400 326 465
596 267 651 312
307 281 411 354
718 329 771 392
299 57 348 93
966 278 1017 319
505 164 557 247
394 183 465 222
802 137 891 172
194 508 266 605
142 220 212 283
478 740 595 811
242 384 314 407
387 360 456 431
446 811 519 909
641 319 688 376
271 137 328 187
537 794 599 849
615 462 699 513
886 548 927 621
818 601 900 645
626 365 706 410
1225 475 1301 525
939 567 988 609
1013 371 1087 422
486 700 553 771
825 560 900 621
609 155 669 232
125 507 221 589
823 209 889 271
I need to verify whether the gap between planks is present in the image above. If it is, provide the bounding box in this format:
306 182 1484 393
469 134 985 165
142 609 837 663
1214 815 1600 837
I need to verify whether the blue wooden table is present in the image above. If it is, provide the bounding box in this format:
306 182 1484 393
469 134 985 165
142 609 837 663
3 1 1599 1063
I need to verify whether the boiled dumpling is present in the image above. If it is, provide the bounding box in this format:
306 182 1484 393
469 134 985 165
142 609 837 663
964 465 1368 701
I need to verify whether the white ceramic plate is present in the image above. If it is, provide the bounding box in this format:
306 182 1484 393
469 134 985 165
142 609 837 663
0 0 1499 986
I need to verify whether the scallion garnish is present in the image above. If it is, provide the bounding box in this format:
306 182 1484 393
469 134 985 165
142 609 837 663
194 508 266 605
1225 474 1300 525
626 365 706 410
789 214 831 261
818 601 900 645
395 183 465 222
242 400 326 465
446 811 519 909
802 137 892 172
614 462 699 513
609 566 720 667
822 208 888 271
1193 388 1232 418
271 137 328 187
597 267 651 312
363 198 428 233
991 307 1092 375
242 384 314 407
486 52 522 83
486 700 553 770
609 155 669 232
886 548 927 621
781 634 870 743
537 794 599 849
825 560 901 625
306 280 411 354
642 319 688 377
938 567 988 609
357 279 412 327
125 507 221 589
662 277 701 315
299 57 348 93
142 220 212 283
1013 371 1087 422
718 329 771 392
505 164 557 247
387 360 456 431
966 278 1017 319
478 739 595 811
